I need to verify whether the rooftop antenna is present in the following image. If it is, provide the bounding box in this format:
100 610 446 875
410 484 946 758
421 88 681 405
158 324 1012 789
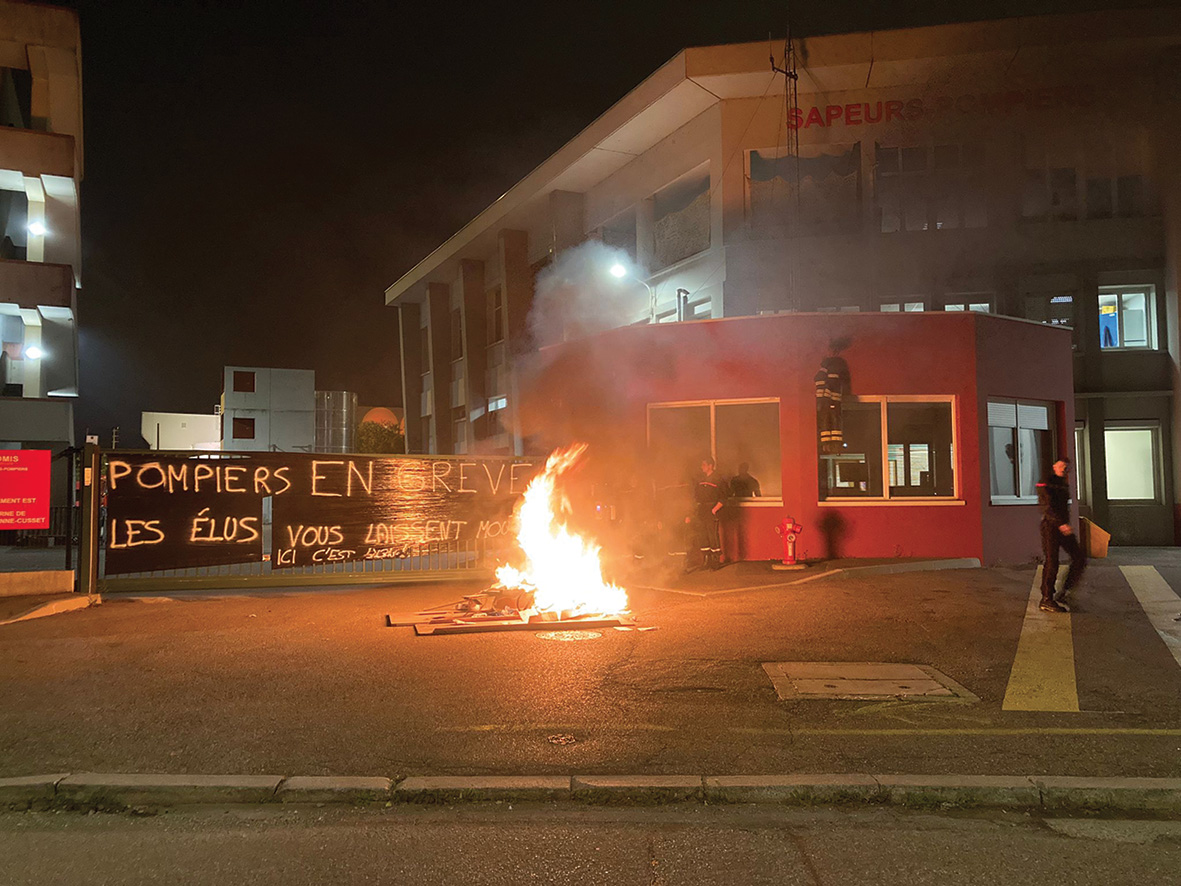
770 3 801 312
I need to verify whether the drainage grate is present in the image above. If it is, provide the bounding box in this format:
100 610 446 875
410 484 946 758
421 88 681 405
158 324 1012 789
761 662 978 701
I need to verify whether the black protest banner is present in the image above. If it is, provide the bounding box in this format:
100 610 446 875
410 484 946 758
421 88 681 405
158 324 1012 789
103 453 539 575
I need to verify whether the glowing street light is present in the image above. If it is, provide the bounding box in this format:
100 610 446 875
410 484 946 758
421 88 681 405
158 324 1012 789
24 345 44 359
607 262 655 323
27 222 46 237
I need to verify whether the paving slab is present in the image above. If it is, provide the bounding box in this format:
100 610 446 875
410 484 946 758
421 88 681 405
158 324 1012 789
394 775 571 802
704 774 881 804
55 773 283 808
0 773 68 809
276 776 392 803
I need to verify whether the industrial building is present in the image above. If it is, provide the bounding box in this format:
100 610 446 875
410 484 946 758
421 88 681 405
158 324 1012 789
385 8 1181 551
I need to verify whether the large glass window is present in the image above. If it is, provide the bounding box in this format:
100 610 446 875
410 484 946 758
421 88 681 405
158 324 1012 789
1104 423 1159 502
877 143 986 233
652 166 710 270
820 398 955 501
648 400 781 498
747 144 861 235
1099 286 1155 350
988 400 1054 502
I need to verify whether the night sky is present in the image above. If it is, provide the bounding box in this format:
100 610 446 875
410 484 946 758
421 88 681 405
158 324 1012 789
65 0 1151 445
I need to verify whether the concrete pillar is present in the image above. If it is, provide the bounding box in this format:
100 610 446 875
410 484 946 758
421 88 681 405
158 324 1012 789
426 281 452 454
1156 103 1181 542
636 198 655 273
499 230 530 455
397 303 423 453
458 259 487 438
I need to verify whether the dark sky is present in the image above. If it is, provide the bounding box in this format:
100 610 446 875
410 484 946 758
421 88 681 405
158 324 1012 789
66 0 1156 445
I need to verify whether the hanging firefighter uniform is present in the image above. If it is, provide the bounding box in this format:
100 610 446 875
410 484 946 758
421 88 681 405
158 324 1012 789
815 355 849 454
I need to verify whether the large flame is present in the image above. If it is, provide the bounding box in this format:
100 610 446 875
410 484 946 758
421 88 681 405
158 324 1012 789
494 443 628 616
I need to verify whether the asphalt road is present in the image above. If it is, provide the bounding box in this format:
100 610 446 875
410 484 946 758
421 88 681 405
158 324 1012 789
3 804 1181 885
2 553 1180 780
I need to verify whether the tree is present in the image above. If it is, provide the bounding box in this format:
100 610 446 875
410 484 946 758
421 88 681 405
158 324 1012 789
356 420 405 454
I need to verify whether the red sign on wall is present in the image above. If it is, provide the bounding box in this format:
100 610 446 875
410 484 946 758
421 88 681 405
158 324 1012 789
0 449 51 530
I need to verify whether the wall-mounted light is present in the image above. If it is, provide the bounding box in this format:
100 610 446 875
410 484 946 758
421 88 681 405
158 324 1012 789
27 222 46 237
24 345 44 359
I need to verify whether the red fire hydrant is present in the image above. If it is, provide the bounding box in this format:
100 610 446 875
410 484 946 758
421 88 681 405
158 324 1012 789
775 516 803 567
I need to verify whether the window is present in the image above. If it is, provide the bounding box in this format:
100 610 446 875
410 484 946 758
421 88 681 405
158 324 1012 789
819 397 955 501
232 371 255 393
747 144 861 234
987 400 1053 502
419 322 431 370
648 399 781 498
1087 174 1151 220
1099 285 1156 350
1074 422 1088 505
881 301 925 312
943 296 992 313
453 417 468 455
877 143 986 233
652 166 710 270
232 417 255 440
487 287 505 344
1022 166 1077 221
1104 423 1160 502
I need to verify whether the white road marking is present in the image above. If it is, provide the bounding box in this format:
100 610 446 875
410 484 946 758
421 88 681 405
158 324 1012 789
1119 565 1181 670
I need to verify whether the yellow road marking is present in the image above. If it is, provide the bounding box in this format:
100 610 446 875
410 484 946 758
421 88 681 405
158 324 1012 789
1120 566 1181 670
1002 567 1079 712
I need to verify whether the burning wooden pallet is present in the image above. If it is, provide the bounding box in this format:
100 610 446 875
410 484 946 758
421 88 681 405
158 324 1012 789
386 590 636 636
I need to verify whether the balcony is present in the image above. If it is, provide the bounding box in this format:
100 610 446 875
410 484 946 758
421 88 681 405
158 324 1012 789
0 127 75 180
0 259 74 311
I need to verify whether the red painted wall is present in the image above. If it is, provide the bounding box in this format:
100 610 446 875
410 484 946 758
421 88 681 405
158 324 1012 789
520 312 1074 565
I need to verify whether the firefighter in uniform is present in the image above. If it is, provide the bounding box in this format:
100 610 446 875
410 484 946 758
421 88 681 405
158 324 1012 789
1037 457 1086 612
687 457 727 571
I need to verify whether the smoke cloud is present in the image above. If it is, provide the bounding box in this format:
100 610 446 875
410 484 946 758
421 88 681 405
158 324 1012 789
528 240 650 348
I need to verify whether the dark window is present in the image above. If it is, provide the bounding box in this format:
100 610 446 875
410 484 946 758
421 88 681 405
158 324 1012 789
487 287 505 344
232 417 255 440
232 371 255 393
450 308 463 359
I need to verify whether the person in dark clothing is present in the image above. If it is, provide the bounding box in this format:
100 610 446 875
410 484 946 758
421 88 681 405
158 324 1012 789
1037 458 1086 612
687 457 727 571
730 462 761 497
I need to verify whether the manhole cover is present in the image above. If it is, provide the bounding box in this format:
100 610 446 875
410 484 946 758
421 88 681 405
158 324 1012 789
761 662 978 701
536 630 602 641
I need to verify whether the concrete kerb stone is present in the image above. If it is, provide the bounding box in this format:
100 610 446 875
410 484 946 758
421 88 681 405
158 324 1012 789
874 775 1042 809
571 775 704 805
277 776 393 804
55 773 284 810
394 776 571 803
0 774 69 810
705 774 882 805
0 594 96 627
1035 776 1181 814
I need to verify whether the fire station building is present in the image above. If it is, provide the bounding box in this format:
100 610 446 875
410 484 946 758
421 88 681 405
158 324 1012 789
384 8 1181 559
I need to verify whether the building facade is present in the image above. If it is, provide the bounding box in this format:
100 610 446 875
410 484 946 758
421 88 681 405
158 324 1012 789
0 1 83 484
385 9 1181 547
220 367 315 453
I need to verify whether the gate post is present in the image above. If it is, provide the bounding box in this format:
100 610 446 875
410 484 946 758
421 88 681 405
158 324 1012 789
77 443 100 596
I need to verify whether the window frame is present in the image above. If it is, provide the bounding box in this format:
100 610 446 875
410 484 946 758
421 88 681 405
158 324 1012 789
231 370 255 394
987 398 1056 505
818 394 961 505
231 417 255 440
1098 284 1158 352
647 397 783 502
1103 420 1163 505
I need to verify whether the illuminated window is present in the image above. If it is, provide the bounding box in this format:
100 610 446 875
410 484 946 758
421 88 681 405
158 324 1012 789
232 417 255 440
1104 423 1160 502
232 371 255 393
987 400 1053 502
1098 286 1156 350
820 397 956 501
881 301 925 312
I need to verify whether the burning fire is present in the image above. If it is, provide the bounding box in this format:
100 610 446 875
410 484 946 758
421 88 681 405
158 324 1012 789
494 443 629 617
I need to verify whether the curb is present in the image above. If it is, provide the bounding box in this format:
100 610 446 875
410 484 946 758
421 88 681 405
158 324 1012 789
3 772 1180 813
0 594 97 627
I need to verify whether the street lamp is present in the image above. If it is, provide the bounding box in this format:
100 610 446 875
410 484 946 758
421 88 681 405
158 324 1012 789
608 263 656 323
27 222 46 237
23 345 44 360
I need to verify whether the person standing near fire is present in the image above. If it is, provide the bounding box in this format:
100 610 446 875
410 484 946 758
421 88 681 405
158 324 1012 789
687 456 727 571
1037 457 1086 612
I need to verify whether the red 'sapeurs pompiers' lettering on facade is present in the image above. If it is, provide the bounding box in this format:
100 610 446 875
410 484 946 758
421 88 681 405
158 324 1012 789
787 87 1095 129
